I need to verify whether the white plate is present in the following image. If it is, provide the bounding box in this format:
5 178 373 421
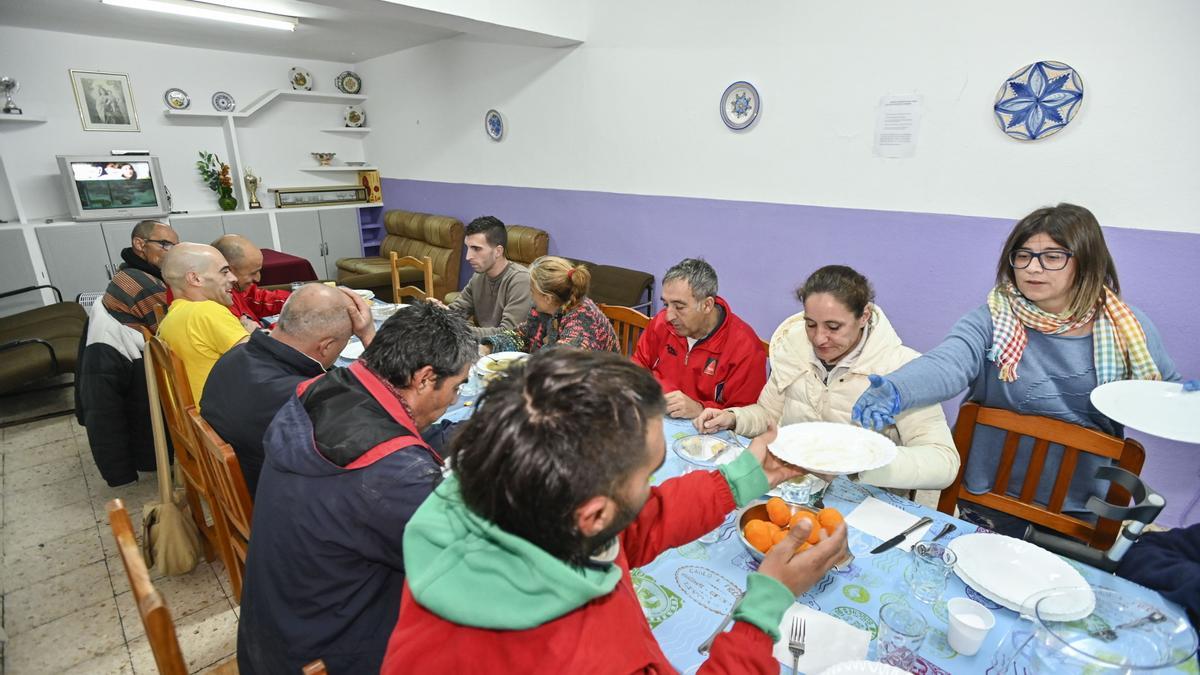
672 434 740 467
948 533 1094 620
289 67 313 91
819 661 909 675
1090 380 1200 443
953 562 1083 621
351 289 375 300
767 422 897 475
474 351 527 378
340 340 365 361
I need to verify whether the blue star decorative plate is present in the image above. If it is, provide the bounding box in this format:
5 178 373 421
484 109 504 141
720 81 760 131
993 61 1084 141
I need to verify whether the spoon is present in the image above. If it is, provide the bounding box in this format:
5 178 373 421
930 523 957 542
1091 610 1167 642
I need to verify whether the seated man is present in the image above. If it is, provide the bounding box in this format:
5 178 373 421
211 234 290 325
237 302 476 675
445 215 532 337
157 243 251 408
381 350 847 672
633 258 767 418
79 219 179 485
201 284 376 497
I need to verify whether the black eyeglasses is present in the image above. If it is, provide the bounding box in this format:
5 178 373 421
1009 249 1073 271
143 239 175 250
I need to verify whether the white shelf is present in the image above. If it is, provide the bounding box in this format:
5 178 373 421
301 166 377 172
162 88 367 121
321 127 371 133
0 115 46 123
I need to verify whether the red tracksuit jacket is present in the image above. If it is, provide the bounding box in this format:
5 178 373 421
164 284 288 324
633 297 767 410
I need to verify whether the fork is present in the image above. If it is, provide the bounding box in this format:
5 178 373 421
788 617 806 674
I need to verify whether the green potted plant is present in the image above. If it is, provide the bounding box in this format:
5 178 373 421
196 151 237 211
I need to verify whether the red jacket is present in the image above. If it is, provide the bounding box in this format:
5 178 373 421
381 469 781 674
634 297 767 410
230 283 289 323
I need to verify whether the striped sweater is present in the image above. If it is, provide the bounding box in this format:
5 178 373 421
102 248 168 332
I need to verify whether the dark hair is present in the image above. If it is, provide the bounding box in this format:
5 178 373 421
465 216 507 249
996 203 1119 317
663 258 718 300
530 255 591 313
796 265 875 318
361 302 476 388
450 349 666 565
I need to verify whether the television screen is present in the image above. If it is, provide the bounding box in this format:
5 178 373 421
69 161 161 210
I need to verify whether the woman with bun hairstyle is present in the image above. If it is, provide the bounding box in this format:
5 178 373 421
481 256 619 355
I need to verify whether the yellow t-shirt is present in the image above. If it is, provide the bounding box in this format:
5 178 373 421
157 299 249 410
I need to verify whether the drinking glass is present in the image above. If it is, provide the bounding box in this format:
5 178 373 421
907 541 957 604
877 602 928 670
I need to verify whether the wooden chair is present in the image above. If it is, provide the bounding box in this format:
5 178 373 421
188 408 254 603
106 498 238 675
144 336 226 565
598 304 650 359
937 402 1145 549
761 338 770 359
390 251 434 303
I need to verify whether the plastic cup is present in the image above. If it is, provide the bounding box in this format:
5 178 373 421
947 597 995 656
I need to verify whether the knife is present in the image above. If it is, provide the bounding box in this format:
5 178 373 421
870 516 933 554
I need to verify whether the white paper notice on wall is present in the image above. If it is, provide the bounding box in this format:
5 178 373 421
874 95 922 158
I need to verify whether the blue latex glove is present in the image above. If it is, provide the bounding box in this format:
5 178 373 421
852 374 902 432
1184 379 1199 392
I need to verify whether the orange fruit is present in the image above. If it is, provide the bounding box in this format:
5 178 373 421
817 508 844 535
743 519 774 553
789 510 822 543
765 497 792 528
771 529 788 547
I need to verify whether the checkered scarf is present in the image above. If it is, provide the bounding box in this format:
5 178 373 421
986 282 1161 384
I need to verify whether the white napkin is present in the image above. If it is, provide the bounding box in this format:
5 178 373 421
772 604 871 674
844 497 932 552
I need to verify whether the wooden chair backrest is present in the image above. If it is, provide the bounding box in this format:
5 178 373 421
760 338 770 359
390 251 434 303
144 336 221 563
188 407 254 602
937 402 1145 548
152 303 167 329
598 304 650 359
106 499 188 675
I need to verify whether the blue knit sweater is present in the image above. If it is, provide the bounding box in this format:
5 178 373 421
888 305 1179 514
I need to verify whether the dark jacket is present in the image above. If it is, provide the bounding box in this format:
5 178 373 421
1117 524 1200 627
236 361 456 675
200 331 325 497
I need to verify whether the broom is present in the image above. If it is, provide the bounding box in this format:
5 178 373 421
141 340 201 575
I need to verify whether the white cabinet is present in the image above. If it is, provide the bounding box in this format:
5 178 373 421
35 224 113 301
276 208 363 279
0 229 42 316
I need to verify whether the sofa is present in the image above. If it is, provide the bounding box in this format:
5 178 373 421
335 209 464 302
0 285 87 425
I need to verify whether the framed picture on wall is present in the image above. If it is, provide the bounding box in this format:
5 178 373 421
69 69 140 132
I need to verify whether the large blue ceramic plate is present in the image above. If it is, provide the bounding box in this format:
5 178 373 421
993 60 1084 141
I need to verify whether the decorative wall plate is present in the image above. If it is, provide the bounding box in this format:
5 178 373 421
211 91 236 112
720 81 760 130
993 61 1084 141
344 105 365 127
335 71 362 95
289 67 313 91
484 109 504 141
163 88 190 110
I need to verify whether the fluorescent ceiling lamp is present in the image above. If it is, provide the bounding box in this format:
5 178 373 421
100 0 299 31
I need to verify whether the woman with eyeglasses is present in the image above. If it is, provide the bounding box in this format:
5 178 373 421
851 203 1179 535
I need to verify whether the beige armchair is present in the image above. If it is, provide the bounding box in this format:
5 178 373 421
336 209 463 302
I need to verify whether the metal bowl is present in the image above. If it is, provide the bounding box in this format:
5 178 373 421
736 499 854 570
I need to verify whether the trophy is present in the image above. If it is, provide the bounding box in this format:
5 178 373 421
243 168 262 209
1 77 21 115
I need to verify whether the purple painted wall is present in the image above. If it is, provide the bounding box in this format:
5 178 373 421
383 178 1200 527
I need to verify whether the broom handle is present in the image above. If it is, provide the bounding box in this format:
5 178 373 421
143 340 173 505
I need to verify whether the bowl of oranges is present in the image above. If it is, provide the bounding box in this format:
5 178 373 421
738 496 851 568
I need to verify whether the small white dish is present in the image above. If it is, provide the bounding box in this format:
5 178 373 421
211 91 236 112
768 422 897 475
335 71 362 95
946 597 995 656
484 109 504 141
289 67 313 91
720 81 761 130
163 88 189 110
344 105 365 128
672 434 738 468
350 288 375 300
1090 380 1200 443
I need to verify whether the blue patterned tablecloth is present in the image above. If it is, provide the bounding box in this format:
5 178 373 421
638 417 1197 674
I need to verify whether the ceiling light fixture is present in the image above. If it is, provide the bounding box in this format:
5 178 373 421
99 0 299 32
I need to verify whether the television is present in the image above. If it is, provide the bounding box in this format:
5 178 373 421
56 155 170 222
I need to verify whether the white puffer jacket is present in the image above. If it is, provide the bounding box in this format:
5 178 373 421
730 305 959 490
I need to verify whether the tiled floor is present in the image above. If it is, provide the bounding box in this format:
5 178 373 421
1 416 238 674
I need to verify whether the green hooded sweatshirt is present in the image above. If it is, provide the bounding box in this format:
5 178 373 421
401 450 794 638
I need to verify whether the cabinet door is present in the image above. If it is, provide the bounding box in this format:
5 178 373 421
318 208 364 278
221 213 272 251
0 229 43 317
169 216 224 246
101 221 139 268
35 224 112 302
275 211 325 282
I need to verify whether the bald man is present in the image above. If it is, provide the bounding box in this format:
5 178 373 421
157 243 251 408
201 284 375 496
212 234 291 325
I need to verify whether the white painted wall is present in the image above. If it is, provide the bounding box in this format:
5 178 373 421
0 26 365 222
357 0 1200 234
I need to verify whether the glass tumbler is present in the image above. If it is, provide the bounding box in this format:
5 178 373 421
877 602 928 670
907 541 957 604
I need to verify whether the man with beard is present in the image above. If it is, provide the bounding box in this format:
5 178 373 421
443 215 532 337
381 349 847 673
